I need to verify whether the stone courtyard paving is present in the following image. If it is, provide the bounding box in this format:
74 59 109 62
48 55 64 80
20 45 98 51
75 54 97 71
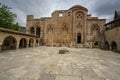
0 46 120 80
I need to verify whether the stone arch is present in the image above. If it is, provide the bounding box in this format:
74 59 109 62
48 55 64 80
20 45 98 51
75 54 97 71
94 41 101 48
29 38 34 47
30 27 35 35
47 24 54 44
76 23 82 30
111 41 117 51
94 41 99 46
104 41 109 50
91 24 100 36
1 36 17 51
36 27 41 38
62 23 69 33
19 38 27 48
47 24 54 33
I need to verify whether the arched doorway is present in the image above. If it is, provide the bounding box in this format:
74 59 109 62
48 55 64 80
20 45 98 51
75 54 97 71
36 27 40 38
1 36 17 51
94 41 99 47
19 38 27 48
104 41 109 50
30 27 35 35
36 39 39 46
77 33 81 44
111 41 117 51
29 38 34 47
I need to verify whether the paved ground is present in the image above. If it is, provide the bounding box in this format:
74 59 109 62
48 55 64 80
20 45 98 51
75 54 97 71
0 46 120 80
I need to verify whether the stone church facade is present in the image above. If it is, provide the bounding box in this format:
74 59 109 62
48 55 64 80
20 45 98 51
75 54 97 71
26 5 106 47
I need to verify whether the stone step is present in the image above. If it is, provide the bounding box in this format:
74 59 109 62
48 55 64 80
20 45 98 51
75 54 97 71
76 44 84 48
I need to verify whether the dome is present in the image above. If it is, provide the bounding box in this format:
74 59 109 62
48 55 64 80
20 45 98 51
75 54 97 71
69 5 88 11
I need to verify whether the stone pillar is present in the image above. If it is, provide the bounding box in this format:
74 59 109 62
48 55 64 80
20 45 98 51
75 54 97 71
89 42 93 48
27 44 29 48
33 43 36 47
16 43 19 49
0 43 2 52
35 28 36 36
91 42 93 48
110 45 112 51
38 42 39 46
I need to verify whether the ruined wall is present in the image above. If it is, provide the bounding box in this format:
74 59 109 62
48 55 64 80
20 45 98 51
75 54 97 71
26 5 106 47
105 27 120 51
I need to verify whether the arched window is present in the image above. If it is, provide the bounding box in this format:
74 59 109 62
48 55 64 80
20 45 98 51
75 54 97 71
48 24 54 33
63 24 69 33
36 27 40 38
19 38 27 48
76 11 84 20
30 27 35 35
29 38 34 47
77 23 82 30
91 24 100 36
68 12 71 16
104 41 109 50
59 11 63 17
111 41 117 51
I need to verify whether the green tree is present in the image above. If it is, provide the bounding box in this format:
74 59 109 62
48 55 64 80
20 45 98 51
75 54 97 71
0 3 19 30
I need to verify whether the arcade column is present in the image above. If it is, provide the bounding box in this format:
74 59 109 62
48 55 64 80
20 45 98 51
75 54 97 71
16 43 19 49
0 43 2 52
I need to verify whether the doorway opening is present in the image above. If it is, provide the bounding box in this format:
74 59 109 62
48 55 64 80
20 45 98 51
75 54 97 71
77 33 81 44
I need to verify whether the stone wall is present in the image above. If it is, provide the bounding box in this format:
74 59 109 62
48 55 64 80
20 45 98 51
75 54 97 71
26 5 106 47
105 26 120 51
0 28 39 52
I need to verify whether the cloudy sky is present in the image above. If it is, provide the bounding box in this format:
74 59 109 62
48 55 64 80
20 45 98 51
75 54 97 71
0 0 120 27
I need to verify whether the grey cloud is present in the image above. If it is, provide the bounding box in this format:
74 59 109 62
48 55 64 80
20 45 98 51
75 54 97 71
0 0 119 26
91 0 120 21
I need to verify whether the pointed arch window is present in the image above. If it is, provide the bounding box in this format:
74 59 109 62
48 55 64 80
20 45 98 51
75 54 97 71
30 27 35 35
76 11 84 20
36 27 40 38
48 24 54 33
91 24 100 36
77 23 82 30
63 24 69 33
